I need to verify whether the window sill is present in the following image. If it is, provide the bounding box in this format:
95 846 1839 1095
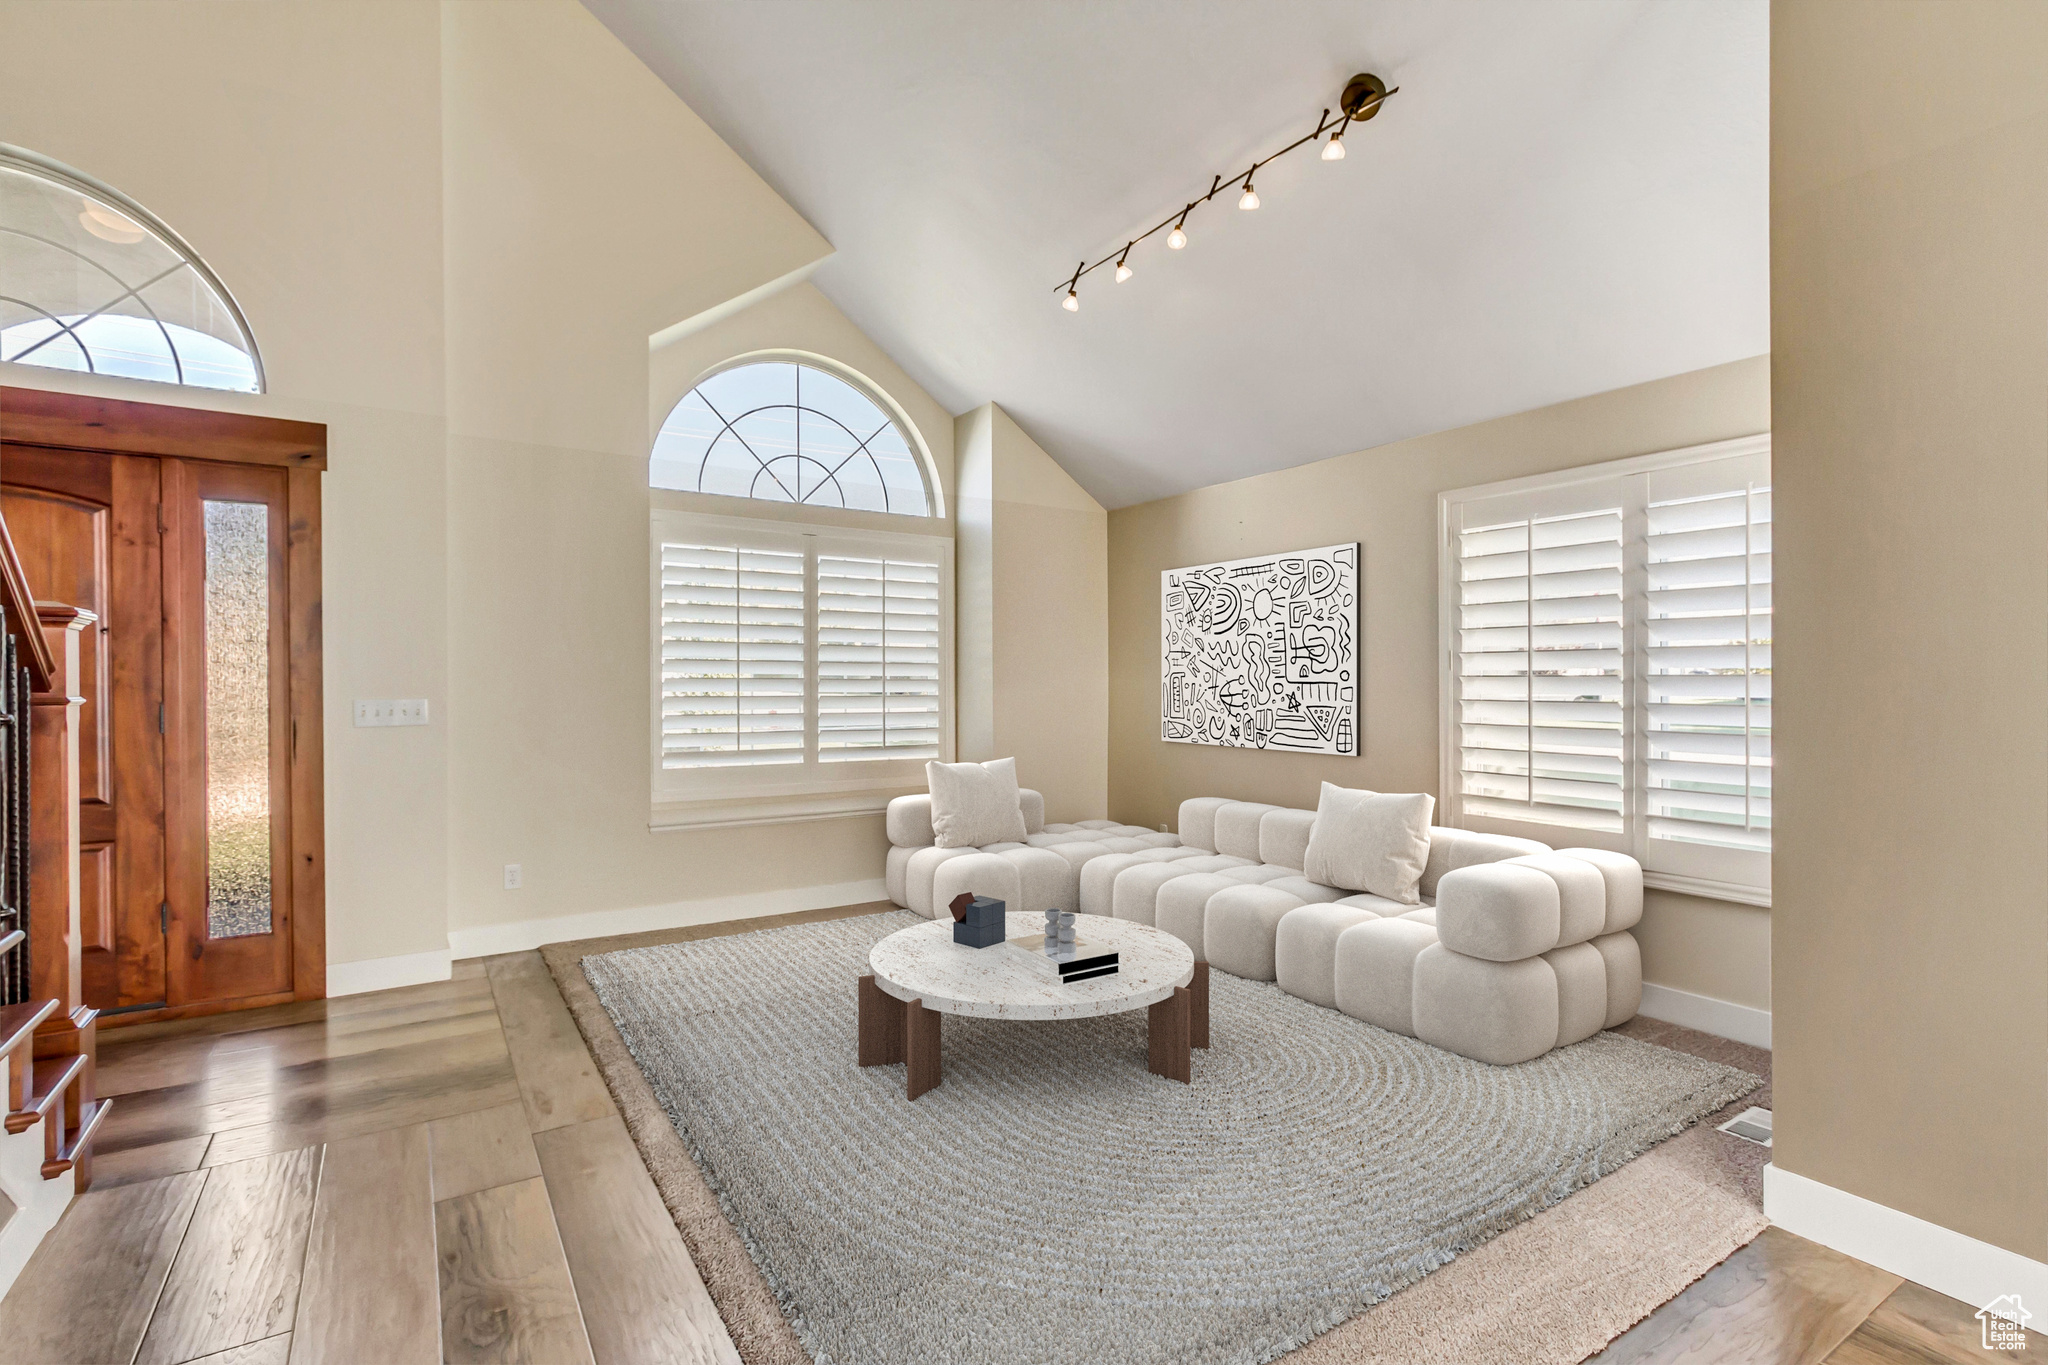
1642 871 1772 909
649 788 917 833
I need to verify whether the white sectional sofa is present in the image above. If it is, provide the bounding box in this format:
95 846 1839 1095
884 788 1184 920
883 791 1644 1065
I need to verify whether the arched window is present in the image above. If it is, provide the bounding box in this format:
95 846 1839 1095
652 359 931 516
0 145 262 393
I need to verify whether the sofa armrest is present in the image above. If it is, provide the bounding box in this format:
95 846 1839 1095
1419 826 1553 900
886 794 935 848
1554 848 1644 933
1020 788 1045 835
1434 862 1561 961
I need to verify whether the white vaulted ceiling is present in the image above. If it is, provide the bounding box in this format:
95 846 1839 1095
582 0 1768 508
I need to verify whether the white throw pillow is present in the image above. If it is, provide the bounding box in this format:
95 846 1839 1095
925 757 1029 849
1302 782 1435 905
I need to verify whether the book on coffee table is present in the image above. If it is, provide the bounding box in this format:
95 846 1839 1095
1006 934 1119 983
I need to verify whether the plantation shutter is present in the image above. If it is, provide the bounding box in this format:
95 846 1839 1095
1442 436 1773 896
818 554 943 760
659 542 806 767
1454 497 1627 833
1642 454 1771 853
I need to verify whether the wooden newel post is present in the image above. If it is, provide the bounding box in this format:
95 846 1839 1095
30 602 100 1188
29 604 90 1015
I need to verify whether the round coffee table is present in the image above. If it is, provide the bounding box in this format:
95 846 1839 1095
858 910 1200 1099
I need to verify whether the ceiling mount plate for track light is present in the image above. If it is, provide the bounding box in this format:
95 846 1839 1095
1342 73 1389 121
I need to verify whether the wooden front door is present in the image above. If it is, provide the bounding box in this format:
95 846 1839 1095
0 446 168 1013
0 383 324 1021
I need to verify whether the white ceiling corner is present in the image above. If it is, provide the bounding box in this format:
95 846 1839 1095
582 0 1768 509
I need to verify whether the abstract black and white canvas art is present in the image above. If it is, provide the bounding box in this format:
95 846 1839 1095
1161 543 1359 754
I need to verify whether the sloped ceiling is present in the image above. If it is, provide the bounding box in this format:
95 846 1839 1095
583 0 1768 508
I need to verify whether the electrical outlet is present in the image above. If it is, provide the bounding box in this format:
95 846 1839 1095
354 699 430 727
1159 823 1171 833
503 863 522 890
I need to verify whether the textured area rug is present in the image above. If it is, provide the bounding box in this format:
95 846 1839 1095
579 910 1761 1365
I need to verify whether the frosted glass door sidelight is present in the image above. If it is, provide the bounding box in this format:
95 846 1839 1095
202 500 272 938
166 456 297 1007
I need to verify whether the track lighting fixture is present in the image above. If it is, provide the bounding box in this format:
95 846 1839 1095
1053 71 1396 311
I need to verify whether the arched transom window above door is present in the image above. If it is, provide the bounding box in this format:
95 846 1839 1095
0 145 263 393
651 359 933 517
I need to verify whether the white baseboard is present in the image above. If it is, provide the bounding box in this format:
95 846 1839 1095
1765 1164 2048 1310
1638 981 1772 1048
444 877 891 960
327 947 453 997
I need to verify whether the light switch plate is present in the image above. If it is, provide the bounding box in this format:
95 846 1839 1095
355 699 429 727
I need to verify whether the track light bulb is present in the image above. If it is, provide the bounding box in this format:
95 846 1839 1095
1115 260 1132 283
1322 132 1347 161
1062 288 1079 312
1238 181 1259 210
1167 224 1186 249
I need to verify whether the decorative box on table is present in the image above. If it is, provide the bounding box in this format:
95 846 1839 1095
948 892 1007 948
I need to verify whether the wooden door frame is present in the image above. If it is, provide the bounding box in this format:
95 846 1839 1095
1 386 326 1018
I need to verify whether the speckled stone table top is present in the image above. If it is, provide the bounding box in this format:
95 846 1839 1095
869 911 1195 1020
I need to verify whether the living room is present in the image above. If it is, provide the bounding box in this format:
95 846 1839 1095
0 1 2037 1363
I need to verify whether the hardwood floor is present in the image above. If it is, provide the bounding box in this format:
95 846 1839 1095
1593 1227 2040 1363
0 959 737 1365
0 914 2025 1364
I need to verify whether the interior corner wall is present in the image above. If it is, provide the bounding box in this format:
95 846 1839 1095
0 0 455 970
1771 0 2048 1261
1106 357 1773 1012
954 404 1109 823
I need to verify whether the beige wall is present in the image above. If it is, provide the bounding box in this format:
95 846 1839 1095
955 404 1109 823
1772 0 2048 1259
1107 357 1772 1009
0 0 957 967
0 0 454 965
441 2 973 938
446 277 960 936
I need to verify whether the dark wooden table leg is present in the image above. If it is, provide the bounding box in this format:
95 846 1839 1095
904 997 942 1100
1190 961 1210 1049
858 975 905 1067
1148 985 1192 1083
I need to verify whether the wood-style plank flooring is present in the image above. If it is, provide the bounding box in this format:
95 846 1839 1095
0 913 2028 1364
0 957 739 1365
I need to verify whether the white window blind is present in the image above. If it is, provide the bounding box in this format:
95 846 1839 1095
1455 505 1626 833
1643 469 1771 854
652 509 951 804
818 555 943 760
660 543 806 768
1440 436 1771 898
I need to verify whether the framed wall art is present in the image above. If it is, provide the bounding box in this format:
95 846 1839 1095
1161 543 1358 754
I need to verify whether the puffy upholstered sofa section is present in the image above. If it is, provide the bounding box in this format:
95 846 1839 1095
883 789 1644 1066
884 790 1180 919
